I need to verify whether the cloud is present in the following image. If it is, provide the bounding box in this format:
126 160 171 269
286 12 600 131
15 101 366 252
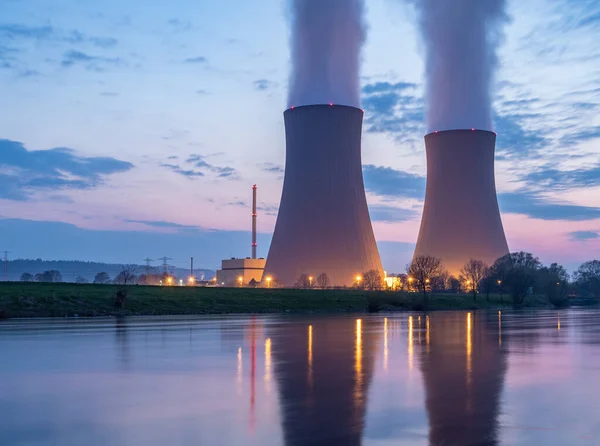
369 205 417 222
159 163 204 178
362 165 425 200
183 56 207 64
125 219 202 232
61 50 123 71
196 89 210 95
253 79 275 91
498 191 600 221
492 112 550 158
161 154 240 180
0 23 118 48
0 139 133 201
361 81 425 144
522 164 600 191
261 163 284 174
570 230 600 241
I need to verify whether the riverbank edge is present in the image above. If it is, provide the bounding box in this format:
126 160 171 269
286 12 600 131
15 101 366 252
0 282 578 320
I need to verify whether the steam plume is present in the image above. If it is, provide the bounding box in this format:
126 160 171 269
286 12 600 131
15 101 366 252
287 0 366 109
412 0 508 132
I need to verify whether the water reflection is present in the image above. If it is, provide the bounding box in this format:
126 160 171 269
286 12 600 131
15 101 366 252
420 312 507 446
273 317 378 445
1 311 600 445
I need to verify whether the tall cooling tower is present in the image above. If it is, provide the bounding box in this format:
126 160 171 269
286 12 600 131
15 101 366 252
414 129 509 275
264 104 383 287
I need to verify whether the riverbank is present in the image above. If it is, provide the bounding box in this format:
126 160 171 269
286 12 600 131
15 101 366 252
0 282 554 319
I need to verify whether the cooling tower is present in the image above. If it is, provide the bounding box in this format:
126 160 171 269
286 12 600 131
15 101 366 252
414 129 509 276
265 104 383 287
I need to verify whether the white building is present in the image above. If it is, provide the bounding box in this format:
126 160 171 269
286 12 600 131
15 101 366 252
215 258 266 287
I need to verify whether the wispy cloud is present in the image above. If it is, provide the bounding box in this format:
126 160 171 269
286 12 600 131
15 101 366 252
0 139 133 201
125 219 202 232
159 163 204 179
161 154 240 180
0 23 118 48
61 50 124 71
570 230 600 241
183 56 207 64
362 165 425 200
523 164 600 191
253 79 275 91
369 205 417 223
261 162 284 174
498 191 600 221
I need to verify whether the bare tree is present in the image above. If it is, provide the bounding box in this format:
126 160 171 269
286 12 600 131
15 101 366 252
115 265 138 309
115 265 138 286
460 259 489 301
363 269 383 290
295 274 311 289
407 256 443 307
316 272 330 289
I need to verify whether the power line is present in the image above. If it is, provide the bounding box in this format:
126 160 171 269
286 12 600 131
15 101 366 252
157 256 173 276
142 257 154 276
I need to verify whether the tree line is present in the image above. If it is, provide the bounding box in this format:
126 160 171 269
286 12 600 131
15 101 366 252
290 253 600 308
405 253 600 308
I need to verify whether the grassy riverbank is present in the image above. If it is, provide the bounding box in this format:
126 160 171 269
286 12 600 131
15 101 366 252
0 282 552 319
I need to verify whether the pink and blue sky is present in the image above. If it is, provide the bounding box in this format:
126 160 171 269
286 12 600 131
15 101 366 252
0 0 599 272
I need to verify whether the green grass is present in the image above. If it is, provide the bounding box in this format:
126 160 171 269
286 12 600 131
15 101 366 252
0 282 551 319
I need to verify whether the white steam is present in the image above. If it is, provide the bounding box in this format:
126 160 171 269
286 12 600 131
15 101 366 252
287 0 366 109
411 0 508 132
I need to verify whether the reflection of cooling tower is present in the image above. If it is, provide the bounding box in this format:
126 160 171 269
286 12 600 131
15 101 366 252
421 313 506 446
272 318 377 445
265 105 383 286
414 130 509 275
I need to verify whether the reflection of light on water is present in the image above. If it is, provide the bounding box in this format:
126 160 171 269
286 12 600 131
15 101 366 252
498 311 502 346
558 317 561 331
264 338 272 386
237 347 243 393
384 318 388 371
426 315 430 351
408 316 414 371
308 325 313 385
418 316 422 345
354 319 363 405
466 313 472 380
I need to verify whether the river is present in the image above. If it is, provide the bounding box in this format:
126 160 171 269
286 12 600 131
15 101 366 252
1 310 599 445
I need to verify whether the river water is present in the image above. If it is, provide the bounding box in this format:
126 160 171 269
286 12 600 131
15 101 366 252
1 310 599 445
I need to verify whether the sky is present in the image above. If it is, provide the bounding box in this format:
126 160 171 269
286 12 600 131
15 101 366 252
1 0 599 273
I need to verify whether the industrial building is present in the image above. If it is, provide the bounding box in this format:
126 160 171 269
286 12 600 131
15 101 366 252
264 104 383 287
413 129 509 275
215 257 266 287
215 185 266 286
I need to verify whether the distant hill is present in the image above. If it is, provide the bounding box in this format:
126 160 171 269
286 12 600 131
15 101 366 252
1 259 215 283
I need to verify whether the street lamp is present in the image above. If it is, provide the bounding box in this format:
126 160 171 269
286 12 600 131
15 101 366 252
188 276 195 285
238 276 243 287
167 277 173 285
308 276 313 288
355 275 362 287
266 277 272 288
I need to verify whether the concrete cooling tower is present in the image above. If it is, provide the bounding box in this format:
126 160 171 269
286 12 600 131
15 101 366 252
413 129 509 275
264 104 383 287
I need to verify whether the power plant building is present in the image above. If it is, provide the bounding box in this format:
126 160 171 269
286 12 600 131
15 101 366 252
264 104 383 287
215 257 266 287
413 129 509 275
